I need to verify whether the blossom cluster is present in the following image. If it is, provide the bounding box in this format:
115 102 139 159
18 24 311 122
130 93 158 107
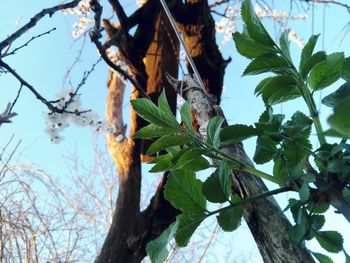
215 3 307 47
62 0 93 39
44 90 113 143
215 5 240 44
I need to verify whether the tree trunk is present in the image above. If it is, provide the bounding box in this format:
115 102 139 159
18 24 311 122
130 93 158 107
96 11 179 262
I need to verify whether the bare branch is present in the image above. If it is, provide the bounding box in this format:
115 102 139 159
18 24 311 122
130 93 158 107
1 28 56 58
0 0 80 51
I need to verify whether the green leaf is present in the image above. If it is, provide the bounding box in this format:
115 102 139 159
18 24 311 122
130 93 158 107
218 160 232 199
312 252 334 263
342 56 350 82
300 34 320 72
241 0 275 46
288 224 306 243
131 99 174 128
314 231 344 253
255 75 301 105
322 83 350 107
173 148 210 172
180 100 196 135
134 124 177 139
232 32 276 59
279 31 291 61
207 116 225 149
146 222 177 263
217 195 244 232
273 157 289 183
147 134 191 155
149 154 173 173
300 51 327 79
282 137 312 164
202 171 228 203
308 52 345 90
327 159 348 173
220 124 258 145
158 90 181 129
299 182 310 202
243 54 290 76
310 214 325 231
328 96 350 137
253 135 278 164
164 170 207 215
175 214 205 247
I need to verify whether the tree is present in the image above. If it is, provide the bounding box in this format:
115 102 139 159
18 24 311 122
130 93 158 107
0 0 349 262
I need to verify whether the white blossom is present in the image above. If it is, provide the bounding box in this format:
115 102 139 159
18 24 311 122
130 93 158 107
44 90 114 143
62 0 92 39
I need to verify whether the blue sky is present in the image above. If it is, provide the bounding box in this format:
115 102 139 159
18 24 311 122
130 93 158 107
1 0 350 262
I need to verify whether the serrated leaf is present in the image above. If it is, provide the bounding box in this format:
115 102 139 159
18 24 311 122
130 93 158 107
300 34 320 72
314 231 344 253
322 83 350 107
175 214 205 247
202 171 228 203
273 157 289 183
301 51 327 80
241 0 275 46
279 31 291 61
253 135 278 164
217 195 243 232
289 224 307 243
288 224 306 243
131 99 174 128
342 56 350 82
255 75 301 105
146 222 177 263
328 96 350 137
327 159 348 173
164 170 207 215
149 154 173 173
282 137 312 164
220 124 258 145
299 182 310 202
173 148 210 172
207 116 225 149
310 214 325 231
147 134 191 155
232 31 276 59
312 252 334 263
134 124 177 139
243 54 290 76
282 111 313 138
308 52 345 90
158 90 181 129
218 160 232 199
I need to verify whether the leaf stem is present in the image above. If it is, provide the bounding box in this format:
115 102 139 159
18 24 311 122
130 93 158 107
208 186 292 216
193 137 283 185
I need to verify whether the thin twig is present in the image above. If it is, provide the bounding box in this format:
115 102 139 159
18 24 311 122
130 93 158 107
1 28 56 58
0 0 80 51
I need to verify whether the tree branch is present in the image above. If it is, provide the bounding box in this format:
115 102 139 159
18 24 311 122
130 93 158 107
0 0 80 51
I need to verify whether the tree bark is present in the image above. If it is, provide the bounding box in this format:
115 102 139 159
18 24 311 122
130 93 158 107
96 10 179 263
